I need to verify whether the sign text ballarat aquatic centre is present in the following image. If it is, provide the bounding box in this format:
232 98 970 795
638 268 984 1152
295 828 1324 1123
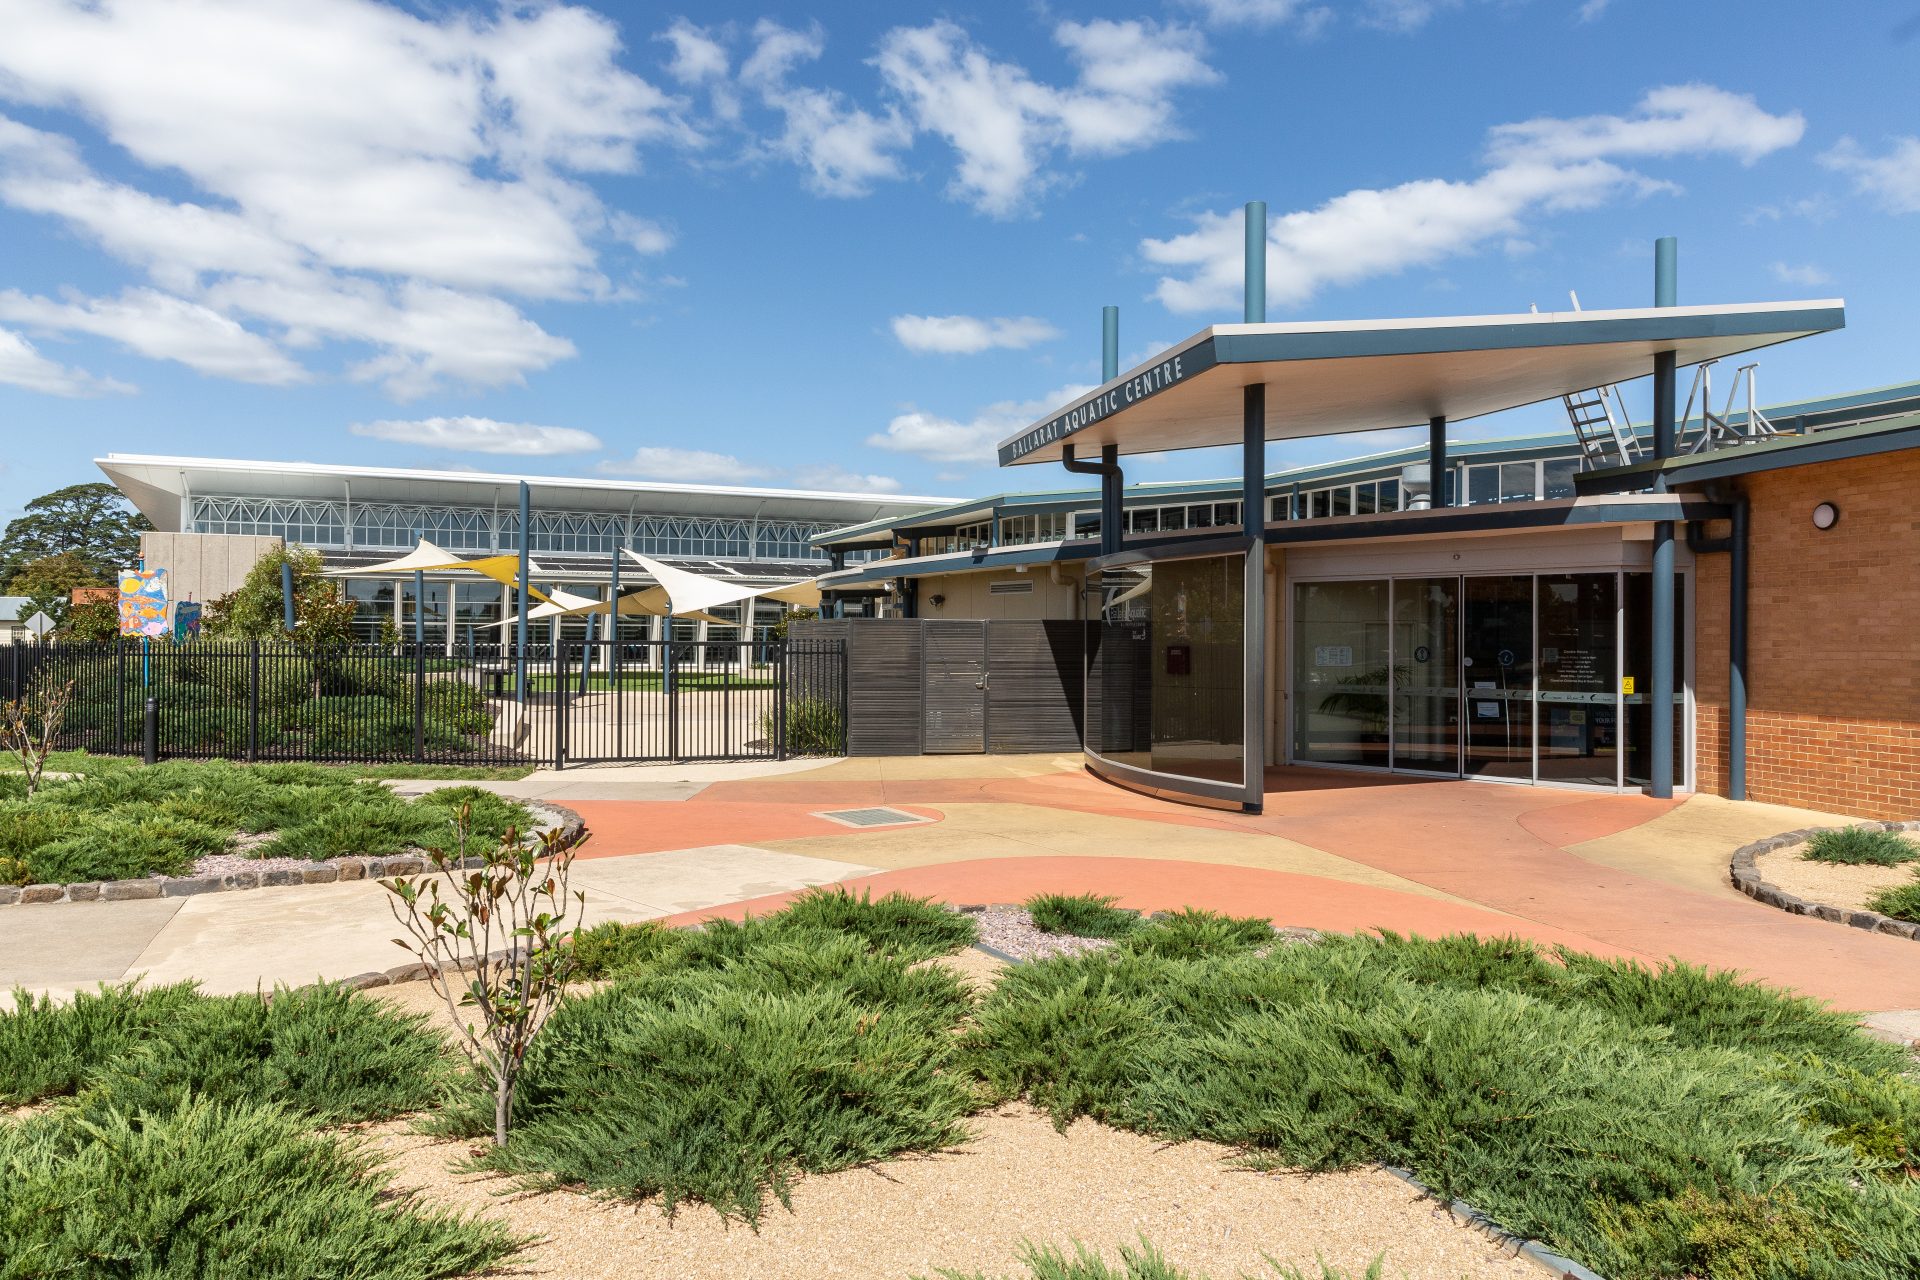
998 341 1218 464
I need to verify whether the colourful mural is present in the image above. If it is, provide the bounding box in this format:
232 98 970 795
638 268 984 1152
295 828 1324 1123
172 599 203 643
117 568 170 638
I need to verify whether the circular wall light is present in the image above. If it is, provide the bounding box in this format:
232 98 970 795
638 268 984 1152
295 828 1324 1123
1812 501 1840 530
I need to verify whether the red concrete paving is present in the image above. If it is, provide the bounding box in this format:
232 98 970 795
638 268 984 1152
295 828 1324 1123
566 799 944 859
574 763 1920 1011
658 856 1626 957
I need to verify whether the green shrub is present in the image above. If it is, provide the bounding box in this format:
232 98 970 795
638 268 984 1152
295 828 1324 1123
569 920 682 979
774 886 977 960
1802 826 1920 866
26 812 228 881
1027 893 1142 939
257 796 442 859
0 856 28 886
930 1239 1385 1280
763 695 844 756
0 1097 520 1279
409 784 533 846
76 983 452 1126
1119 907 1274 959
1868 876 1920 924
0 981 204 1105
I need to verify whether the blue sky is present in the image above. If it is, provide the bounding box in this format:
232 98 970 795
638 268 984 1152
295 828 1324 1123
1 0 1917 522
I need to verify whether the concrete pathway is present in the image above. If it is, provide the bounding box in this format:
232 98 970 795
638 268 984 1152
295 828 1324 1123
3 845 876 1001
11 752 1919 1022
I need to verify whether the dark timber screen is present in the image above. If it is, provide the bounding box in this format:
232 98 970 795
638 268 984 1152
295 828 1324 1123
793 619 1085 757
0 638 846 767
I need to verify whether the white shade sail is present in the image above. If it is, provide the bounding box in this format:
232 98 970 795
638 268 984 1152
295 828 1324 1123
621 550 823 614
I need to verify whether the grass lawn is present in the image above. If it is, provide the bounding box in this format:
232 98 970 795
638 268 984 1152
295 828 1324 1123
5 891 1917 1279
0 759 533 885
0 749 535 782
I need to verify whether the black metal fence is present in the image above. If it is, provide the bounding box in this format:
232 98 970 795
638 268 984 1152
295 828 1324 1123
0 638 847 767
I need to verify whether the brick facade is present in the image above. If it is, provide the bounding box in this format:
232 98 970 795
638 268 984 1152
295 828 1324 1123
1694 452 1920 818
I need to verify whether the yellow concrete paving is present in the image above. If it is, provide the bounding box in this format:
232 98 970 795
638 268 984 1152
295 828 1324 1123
790 754 1079 782
1566 793 1864 898
755 799 1500 912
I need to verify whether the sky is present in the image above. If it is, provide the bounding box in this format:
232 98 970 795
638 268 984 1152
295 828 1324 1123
1 0 1918 524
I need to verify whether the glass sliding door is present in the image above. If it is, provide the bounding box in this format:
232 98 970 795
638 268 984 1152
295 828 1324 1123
1536 573 1619 786
1390 577 1460 773
1292 580 1390 768
1462 576 1535 780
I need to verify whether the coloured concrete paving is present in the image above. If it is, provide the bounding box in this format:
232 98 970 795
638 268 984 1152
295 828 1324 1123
8 754 1920 1021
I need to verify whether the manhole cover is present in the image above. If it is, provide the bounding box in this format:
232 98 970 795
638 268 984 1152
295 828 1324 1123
814 807 932 829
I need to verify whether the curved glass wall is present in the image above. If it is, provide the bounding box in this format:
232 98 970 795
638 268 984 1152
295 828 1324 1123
1085 552 1246 803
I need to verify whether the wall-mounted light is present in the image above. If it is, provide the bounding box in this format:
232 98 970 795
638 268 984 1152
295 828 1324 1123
1812 501 1840 531
929 594 945 608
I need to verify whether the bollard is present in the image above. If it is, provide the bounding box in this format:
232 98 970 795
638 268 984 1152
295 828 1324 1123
142 696 159 766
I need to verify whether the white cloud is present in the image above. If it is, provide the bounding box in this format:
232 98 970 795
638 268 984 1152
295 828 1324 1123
0 326 134 397
0 0 695 394
867 383 1093 465
0 287 309 384
891 314 1061 354
1821 136 1920 214
737 21 912 198
598 447 774 483
1768 262 1833 288
875 19 1217 216
789 465 904 494
1142 85 1805 313
349 416 602 455
1360 0 1463 32
1178 0 1325 28
1578 0 1611 21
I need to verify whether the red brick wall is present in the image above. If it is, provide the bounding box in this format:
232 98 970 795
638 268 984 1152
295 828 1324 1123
1694 451 1920 818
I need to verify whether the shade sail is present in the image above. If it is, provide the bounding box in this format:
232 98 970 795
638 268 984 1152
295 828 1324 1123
997 299 1845 465
487 586 729 627
327 539 554 603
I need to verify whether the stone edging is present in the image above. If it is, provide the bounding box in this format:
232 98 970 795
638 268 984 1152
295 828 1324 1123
0 800 586 907
1730 822 1920 941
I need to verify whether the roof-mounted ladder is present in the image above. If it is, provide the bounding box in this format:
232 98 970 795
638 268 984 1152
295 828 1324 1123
1680 359 1779 454
1556 290 1644 469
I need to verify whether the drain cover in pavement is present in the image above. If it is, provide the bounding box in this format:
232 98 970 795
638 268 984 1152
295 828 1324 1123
813 807 932 829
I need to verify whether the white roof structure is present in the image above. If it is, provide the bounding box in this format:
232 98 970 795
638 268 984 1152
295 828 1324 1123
95 454 956 533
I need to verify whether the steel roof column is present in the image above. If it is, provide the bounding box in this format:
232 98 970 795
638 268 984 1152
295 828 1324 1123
1428 416 1448 508
1650 237 1678 799
515 481 530 708
1242 200 1268 814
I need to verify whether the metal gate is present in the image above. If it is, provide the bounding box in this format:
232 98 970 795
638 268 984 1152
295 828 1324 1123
923 621 987 753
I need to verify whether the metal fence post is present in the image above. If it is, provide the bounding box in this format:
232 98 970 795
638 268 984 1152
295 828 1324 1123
114 643 127 755
839 639 850 755
247 642 260 763
554 642 568 770
773 640 788 761
413 641 426 763
666 638 679 763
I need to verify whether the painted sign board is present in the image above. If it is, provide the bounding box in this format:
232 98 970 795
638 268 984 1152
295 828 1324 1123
998 340 1219 465
172 600 203 643
117 568 170 638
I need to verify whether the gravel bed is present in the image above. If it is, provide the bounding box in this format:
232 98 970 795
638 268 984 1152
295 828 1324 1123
1756 845 1916 914
968 904 1119 960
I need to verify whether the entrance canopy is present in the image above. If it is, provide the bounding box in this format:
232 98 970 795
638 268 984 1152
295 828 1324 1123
997 300 1844 466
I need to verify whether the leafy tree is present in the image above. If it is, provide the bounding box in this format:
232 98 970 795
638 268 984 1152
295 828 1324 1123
207 545 358 647
0 482 150 586
62 598 121 643
8 550 107 630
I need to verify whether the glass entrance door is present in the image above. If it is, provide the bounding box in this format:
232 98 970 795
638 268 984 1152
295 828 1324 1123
1391 577 1459 773
1462 576 1535 780
1537 573 1619 785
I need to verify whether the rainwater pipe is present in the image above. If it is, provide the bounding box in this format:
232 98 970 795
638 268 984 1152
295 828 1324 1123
1062 305 1125 557
1686 484 1749 801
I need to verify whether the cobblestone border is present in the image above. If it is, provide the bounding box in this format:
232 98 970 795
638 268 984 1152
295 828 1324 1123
1730 821 1920 941
0 800 586 907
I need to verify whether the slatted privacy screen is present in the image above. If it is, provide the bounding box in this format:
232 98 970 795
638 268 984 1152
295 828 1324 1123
844 620 927 756
987 621 1085 753
923 621 988 753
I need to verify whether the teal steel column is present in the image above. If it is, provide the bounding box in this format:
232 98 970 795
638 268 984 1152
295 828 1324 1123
411 525 424 650
1241 199 1268 812
1102 306 1119 381
1650 237 1678 799
280 561 295 632
1243 201 1267 324
515 481 530 706
1102 307 1123 556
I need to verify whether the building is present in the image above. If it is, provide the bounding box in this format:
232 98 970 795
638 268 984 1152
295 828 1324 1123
0 597 31 645
96 456 950 648
813 218 1920 820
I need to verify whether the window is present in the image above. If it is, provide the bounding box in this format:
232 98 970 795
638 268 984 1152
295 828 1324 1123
1329 486 1353 517
1270 496 1290 522
1466 465 1500 506
1354 482 1377 515
1500 462 1537 502
1309 490 1331 519
1378 478 1400 511
1130 508 1160 533
1215 501 1240 526
1160 506 1186 531
1189 504 1215 529
1543 456 1581 499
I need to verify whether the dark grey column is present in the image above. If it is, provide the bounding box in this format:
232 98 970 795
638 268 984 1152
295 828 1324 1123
1428 416 1448 508
1649 236 1678 798
1243 383 1267 813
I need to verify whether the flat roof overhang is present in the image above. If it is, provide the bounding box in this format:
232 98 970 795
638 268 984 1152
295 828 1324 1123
816 494 1719 588
997 300 1845 467
1575 411 1920 494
